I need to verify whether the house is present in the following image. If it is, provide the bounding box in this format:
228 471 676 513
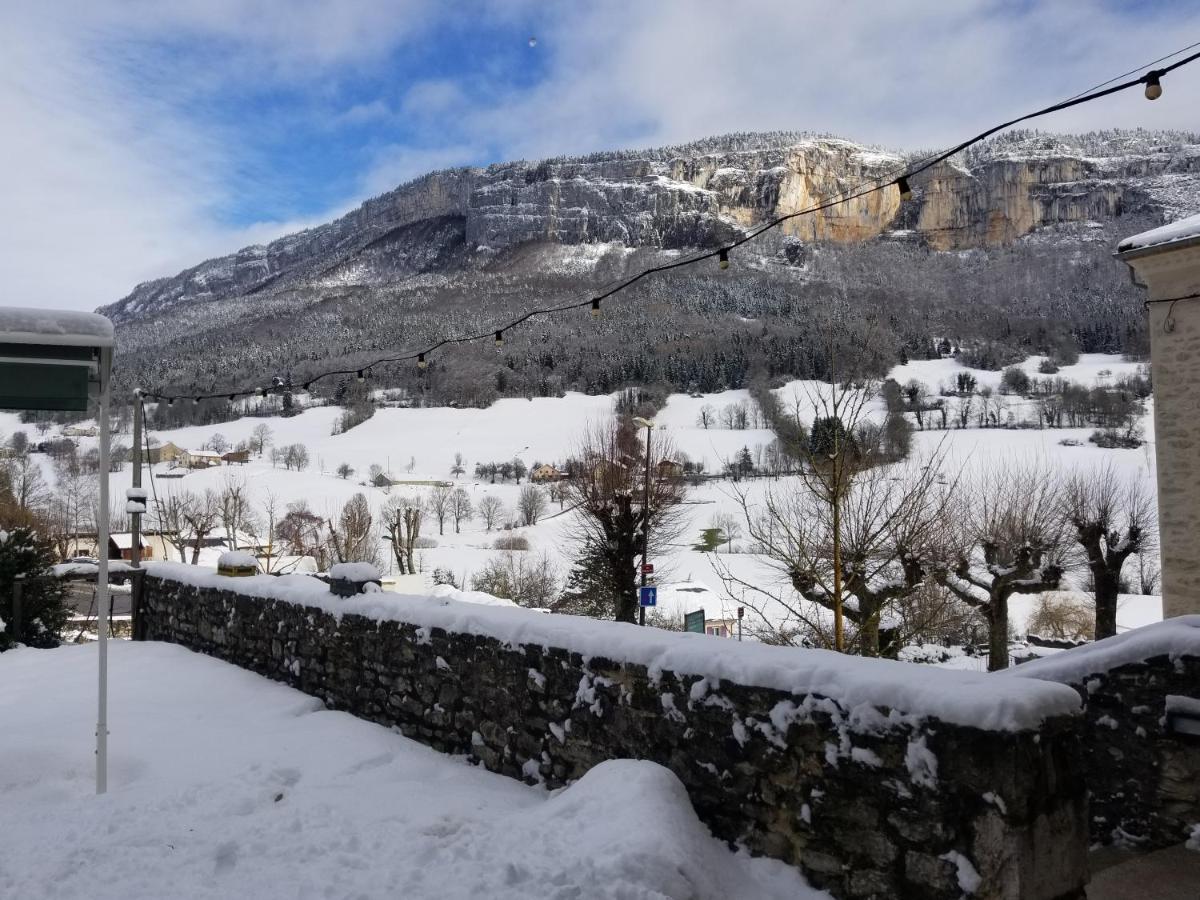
184 449 223 469
143 441 185 465
1117 212 1200 618
372 472 398 488
63 425 98 438
530 463 560 483
704 618 739 638
107 532 154 561
221 449 251 465
657 459 684 479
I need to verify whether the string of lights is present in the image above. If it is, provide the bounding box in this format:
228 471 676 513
143 47 1200 405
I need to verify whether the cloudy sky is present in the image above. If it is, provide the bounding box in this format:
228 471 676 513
3 0 1199 311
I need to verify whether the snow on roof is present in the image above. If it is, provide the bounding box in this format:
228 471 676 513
1117 212 1200 254
1005 616 1200 685
145 561 1081 732
0 306 115 347
108 533 151 550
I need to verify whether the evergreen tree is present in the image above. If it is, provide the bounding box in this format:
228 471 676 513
0 528 69 650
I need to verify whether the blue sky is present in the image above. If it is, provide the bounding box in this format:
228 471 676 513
2 1 1198 311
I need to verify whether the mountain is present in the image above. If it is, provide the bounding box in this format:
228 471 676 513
100 129 1199 407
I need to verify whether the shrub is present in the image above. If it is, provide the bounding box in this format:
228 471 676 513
1037 359 1060 375
1000 366 1031 395
470 551 559 607
1088 428 1142 449
412 536 438 549
1026 593 1094 642
493 534 530 551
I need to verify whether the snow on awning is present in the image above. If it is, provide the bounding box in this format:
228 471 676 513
1117 212 1200 256
0 306 115 348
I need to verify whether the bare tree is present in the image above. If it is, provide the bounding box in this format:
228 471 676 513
697 404 715 430
937 463 1064 670
717 449 952 656
470 551 560 607
277 500 328 567
709 512 742 553
450 487 473 534
517 485 548 526
426 484 453 536
336 462 355 480
250 423 273 457
326 493 378 564
477 495 505 532
547 479 568 510
1062 464 1154 640
181 490 221 564
450 452 466 479
383 495 422 575
562 419 687 623
218 474 254 550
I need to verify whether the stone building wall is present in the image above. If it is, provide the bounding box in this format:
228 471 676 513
140 566 1089 900
1012 617 1200 849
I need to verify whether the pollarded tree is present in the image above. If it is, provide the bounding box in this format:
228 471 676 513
937 463 1064 670
1062 464 1154 640
383 495 422 575
327 493 378 565
718 449 952 656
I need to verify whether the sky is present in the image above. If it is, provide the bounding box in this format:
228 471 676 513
2 0 1199 312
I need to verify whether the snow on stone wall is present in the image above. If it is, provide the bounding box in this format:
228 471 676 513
1010 617 1200 848
140 564 1089 900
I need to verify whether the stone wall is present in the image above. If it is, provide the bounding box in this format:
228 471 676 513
1013 617 1200 849
140 566 1089 900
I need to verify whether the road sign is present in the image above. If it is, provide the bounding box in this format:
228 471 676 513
639 586 657 607
685 609 705 634
641 563 654 574
737 607 744 619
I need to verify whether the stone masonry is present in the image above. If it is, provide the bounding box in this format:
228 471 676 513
140 571 1089 899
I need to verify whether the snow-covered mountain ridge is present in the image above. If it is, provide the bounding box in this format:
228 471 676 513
99 129 1200 326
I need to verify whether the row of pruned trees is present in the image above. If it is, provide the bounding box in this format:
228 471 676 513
717 442 1154 669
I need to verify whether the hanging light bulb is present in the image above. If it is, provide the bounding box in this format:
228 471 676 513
495 330 504 348
896 176 913 201
528 36 537 48
256 386 266 397
418 353 427 369
167 397 175 407
356 369 365 383
303 381 313 391
228 393 237 402
1145 71 1163 100
718 248 730 270
591 298 601 318
193 397 200 406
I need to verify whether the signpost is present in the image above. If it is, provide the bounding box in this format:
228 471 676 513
684 609 705 634
0 307 114 795
638 585 657 608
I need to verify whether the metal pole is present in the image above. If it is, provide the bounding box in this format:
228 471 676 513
96 348 111 795
129 391 142 639
639 423 651 627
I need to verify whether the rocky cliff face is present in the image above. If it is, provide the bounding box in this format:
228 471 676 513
100 130 1200 324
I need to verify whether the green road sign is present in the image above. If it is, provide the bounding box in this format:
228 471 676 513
684 609 705 634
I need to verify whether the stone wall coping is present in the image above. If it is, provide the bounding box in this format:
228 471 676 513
1006 615 1200 684
146 561 1081 732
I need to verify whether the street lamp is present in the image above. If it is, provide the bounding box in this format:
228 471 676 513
632 417 655 626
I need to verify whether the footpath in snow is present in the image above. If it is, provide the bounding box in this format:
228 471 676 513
0 641 823 900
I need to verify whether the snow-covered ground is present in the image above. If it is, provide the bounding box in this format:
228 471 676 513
0 641 822 900
0 352 1160 636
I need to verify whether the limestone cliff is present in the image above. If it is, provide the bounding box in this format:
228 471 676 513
100 129 1199 324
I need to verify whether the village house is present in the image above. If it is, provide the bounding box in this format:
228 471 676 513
530 463 561 483
184 449 223 469
221 449 251 465
142 440 185 465
657 458 685 480
107 532 154 561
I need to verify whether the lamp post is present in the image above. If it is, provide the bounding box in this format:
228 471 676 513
632 417 654 626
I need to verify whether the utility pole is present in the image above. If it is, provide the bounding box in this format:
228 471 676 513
633 417 654 626
127 391 148 640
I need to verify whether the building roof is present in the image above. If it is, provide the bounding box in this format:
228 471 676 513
188 449 222 459
1117 212 1200 256
0 307 115 348
108 532 152 550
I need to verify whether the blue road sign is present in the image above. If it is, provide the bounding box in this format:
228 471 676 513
639 586 657 607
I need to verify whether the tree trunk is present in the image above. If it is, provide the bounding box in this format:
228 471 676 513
988 590 1010 671
1093 568 1120 640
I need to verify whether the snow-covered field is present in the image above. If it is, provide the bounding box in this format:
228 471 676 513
0 352 1159 633
0 641 821 900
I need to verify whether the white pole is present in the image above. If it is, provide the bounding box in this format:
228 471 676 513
95 349 111 794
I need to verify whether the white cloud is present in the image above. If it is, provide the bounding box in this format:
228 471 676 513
2 0 1199 313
